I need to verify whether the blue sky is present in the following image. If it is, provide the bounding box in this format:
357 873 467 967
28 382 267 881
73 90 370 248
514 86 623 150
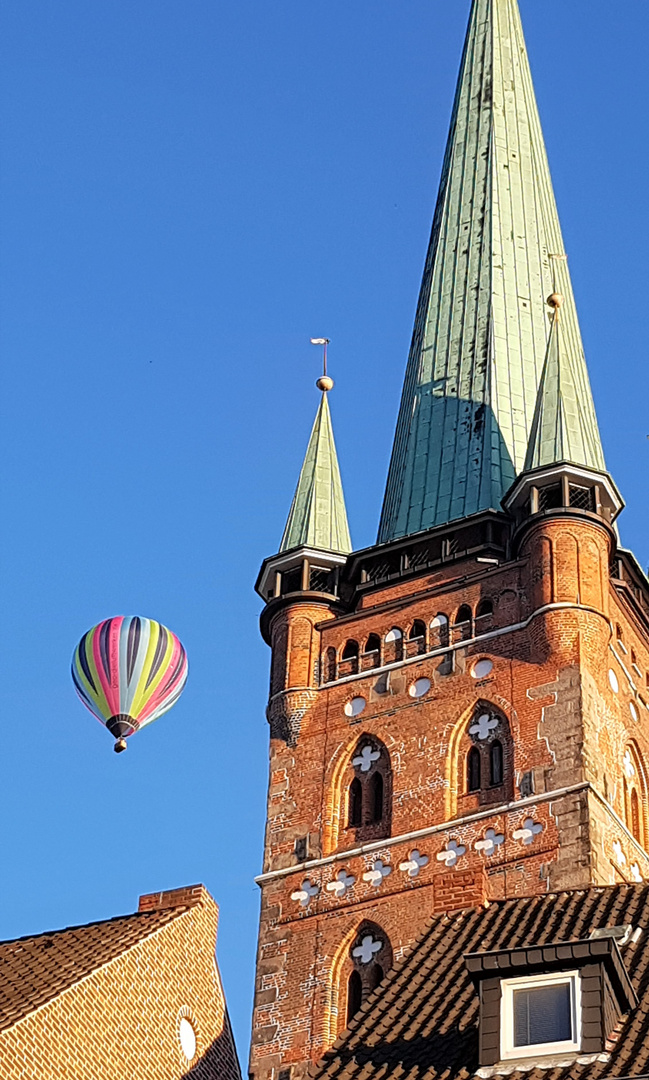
0 0 647 1060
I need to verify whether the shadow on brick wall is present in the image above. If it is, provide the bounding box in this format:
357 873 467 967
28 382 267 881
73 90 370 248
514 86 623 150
182 1013 243 1080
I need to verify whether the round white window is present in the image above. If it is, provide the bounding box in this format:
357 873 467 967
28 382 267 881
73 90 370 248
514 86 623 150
608 669 619 694
179 1017 197 1061
409 677 431 699
344 696 366 718
630 701 639 723
471 658 493 679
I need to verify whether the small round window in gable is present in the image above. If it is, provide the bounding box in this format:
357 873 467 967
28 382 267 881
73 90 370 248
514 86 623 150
608 669 619 694
409 677 431 699
344 696 366 718
630 701 639 723
471 658 493 679
178 1016 197 1062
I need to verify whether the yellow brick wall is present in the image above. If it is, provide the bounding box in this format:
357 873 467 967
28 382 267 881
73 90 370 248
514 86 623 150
0 893 241 1080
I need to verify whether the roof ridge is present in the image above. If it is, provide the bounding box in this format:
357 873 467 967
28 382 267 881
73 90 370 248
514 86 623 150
0 903 197 1036
0 904 184 949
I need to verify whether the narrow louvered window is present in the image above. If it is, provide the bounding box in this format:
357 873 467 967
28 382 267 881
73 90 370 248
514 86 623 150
346 970 362 1023
348 778 362 827
490 741 503 787
369 772 384 823
468 747 481 792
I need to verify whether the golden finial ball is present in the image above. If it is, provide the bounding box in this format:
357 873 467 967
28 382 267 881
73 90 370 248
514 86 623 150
316 376 334 392
547 292 564 310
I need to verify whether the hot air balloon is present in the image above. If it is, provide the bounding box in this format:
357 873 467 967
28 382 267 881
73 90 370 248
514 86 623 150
72 616 188 752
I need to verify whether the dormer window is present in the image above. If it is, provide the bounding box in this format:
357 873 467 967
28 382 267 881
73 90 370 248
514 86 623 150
500 971 580 1059
466 934 637 1068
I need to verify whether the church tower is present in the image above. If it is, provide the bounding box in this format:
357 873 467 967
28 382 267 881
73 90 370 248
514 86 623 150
250 1 649 1078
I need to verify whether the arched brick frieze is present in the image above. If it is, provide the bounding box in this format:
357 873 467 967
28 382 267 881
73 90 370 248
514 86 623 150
270 622 288 697
554 532 580 605
290 616 316 688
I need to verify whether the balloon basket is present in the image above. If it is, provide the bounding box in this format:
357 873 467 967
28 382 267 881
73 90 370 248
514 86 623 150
114 738 128 754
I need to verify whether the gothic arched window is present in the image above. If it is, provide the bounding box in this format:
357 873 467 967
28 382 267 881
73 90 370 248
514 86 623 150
345 924 393 1025
461 705 514 807
346 737 392 841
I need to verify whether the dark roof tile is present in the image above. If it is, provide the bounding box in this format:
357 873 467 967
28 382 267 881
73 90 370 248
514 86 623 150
312 884 649 1080
0 905 186 1031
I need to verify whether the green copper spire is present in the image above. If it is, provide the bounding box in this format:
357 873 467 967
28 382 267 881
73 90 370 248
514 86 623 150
280 390 352 555
378 0 603 542
524 290 605 473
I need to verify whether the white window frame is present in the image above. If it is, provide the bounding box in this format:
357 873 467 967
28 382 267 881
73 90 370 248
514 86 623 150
500 970 581 1059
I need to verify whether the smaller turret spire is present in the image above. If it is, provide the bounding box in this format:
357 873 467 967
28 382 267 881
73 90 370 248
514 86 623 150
280 372 351 555
524 288 605 474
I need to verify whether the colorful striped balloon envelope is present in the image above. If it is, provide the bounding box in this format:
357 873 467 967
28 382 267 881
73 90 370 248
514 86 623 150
72 616 188 752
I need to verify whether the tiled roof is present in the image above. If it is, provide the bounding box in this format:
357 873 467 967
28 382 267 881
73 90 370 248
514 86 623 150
0 906 184 1031
312 884 649 1080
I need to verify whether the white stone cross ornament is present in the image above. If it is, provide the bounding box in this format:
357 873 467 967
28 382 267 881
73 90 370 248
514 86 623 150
291 879 320 907
623 750 636 780
631 863 643 883
436 840 466 868
613 840 627 867
399 849 430 878
326 869 356 898
362 859 392 888
469 713 498 741
353 745 381 773
513 817 543 846
352 935 382 965
475 828 505 857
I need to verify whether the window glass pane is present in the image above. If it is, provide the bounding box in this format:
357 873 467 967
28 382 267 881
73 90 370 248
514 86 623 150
513 983 572 1046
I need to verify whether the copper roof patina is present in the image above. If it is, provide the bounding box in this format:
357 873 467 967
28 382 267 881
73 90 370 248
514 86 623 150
525 292 605 473
280 390 352 555
378 0 603 542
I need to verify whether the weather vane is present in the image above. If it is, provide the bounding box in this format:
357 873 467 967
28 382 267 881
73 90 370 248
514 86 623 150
310 337 334 392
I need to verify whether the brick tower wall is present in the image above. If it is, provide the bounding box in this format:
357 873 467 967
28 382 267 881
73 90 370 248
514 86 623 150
250 514 649 1079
